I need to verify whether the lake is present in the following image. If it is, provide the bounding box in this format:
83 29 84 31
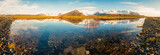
3 18 145 55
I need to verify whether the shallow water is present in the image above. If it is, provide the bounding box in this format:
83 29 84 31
8 18 145 54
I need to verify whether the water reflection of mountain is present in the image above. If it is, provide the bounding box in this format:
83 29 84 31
76 18 145 28
29 18 144 29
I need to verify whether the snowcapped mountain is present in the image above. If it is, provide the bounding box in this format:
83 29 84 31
47 10 140 16
94 10 139 15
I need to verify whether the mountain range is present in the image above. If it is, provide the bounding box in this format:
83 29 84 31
1 10 140 16
59 10 140 16
93 10 139 16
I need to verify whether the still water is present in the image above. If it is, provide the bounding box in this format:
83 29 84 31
9 18 145 55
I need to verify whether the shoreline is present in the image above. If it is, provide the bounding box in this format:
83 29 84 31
136 18 160 54
0 16 143 20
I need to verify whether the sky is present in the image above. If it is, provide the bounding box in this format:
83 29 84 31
0 0 160 16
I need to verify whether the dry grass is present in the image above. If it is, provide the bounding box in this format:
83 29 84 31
60 16 143 19
0 15 143 20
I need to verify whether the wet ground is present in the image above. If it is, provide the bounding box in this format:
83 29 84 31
0 18 159 55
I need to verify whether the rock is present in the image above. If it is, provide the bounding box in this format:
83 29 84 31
137 33 141 36
63 47 86 55
79 36 83 37
146 48 149 51
86 51 90 54
71 47 86 55
9 49 12 52
98 38 102 42
136 26 143 28
64 46 73 53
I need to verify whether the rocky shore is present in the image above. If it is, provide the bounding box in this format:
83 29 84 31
136 18 160 55
0 18 13 54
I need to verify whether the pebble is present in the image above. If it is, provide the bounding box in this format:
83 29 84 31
146 47 149 51
79 36 83 37
86 51 90 54
98 38 101 41
35 49 38 52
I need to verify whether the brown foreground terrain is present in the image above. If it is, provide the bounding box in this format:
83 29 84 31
0 17 159 55
0 18 12 54
136 18 160 54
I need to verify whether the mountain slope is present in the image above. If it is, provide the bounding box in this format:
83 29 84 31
59 10 85 16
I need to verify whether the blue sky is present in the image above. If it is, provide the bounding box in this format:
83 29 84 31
0 0 160 16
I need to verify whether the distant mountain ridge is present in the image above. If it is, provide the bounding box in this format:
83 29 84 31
93 10 139 16
59 10 140 16
4 13 46 16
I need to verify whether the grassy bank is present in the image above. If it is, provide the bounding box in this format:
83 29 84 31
60 15 143 19
0 15 143 20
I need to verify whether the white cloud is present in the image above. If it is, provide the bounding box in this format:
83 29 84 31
133 6 160 17
121 2 138 5
68 0 79 4
120 2 160 17
75 7 97 10
0 0 39 14
68 0 95 5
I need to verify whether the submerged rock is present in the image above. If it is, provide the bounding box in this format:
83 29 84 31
71 47 86 55
63 47 86 55
86 51 90 54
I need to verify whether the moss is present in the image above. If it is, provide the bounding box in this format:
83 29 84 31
8 43 15 49
155 28 160 31
146 37 156 42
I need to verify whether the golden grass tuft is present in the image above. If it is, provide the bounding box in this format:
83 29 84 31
8 43 15 49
